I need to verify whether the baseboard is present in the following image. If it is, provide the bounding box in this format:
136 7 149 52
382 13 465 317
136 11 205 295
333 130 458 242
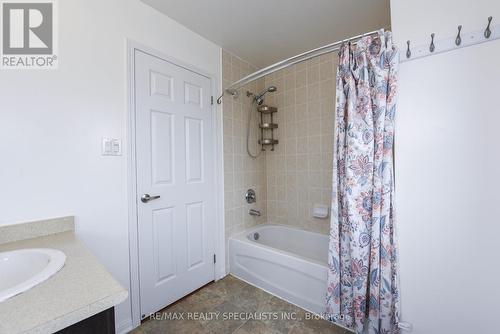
116 318 135 334
216 265 228 280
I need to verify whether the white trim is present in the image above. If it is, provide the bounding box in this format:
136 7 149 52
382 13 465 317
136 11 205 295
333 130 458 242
126 39 141 329
126 40 225 330
116 318 134 334
214 48 226 280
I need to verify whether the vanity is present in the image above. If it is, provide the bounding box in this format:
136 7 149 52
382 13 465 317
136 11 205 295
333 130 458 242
0 217 128 334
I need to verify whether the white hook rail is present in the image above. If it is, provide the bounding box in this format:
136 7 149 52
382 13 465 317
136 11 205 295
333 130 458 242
401 19 499 62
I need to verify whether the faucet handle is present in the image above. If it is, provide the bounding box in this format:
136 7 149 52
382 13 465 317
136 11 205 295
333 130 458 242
245 189 256 203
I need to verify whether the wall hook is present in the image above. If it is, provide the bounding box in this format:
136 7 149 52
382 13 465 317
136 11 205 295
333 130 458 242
216 94 223 104
406 40 411 58
429 33 435 52
455 25 462 46
484 16 493 38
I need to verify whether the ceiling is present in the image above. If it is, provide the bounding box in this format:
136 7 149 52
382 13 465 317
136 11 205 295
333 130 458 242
142 0 391 68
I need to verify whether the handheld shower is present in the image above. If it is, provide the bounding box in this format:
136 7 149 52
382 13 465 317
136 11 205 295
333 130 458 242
247 86 277 105
246 86 277 158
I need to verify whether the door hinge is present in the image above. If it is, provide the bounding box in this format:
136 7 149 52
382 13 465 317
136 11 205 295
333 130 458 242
213 254 216 263
211 96 214 105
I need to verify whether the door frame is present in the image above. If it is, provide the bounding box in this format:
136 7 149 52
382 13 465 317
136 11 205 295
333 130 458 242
126 40 225 328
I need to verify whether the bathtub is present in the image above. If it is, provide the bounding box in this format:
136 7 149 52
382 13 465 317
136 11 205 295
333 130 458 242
229 224 329 314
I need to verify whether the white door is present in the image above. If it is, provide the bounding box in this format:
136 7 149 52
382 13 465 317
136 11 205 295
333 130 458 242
134 49 216 318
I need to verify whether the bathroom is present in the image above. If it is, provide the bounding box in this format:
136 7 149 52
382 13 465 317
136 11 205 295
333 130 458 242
0 1 499 334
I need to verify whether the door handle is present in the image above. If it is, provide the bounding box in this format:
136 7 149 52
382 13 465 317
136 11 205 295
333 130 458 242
141 194 161 203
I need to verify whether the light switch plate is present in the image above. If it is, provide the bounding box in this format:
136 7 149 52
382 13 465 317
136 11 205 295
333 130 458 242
102 138 122 156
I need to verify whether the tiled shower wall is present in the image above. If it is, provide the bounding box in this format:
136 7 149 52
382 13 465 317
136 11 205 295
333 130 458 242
222 50 267 270
263 54 336 234
222 49 337 264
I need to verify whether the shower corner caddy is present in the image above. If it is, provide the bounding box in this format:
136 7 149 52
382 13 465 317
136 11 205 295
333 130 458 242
257 105 279 151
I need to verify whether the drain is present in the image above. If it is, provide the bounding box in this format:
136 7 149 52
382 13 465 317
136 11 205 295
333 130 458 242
253 232 260 240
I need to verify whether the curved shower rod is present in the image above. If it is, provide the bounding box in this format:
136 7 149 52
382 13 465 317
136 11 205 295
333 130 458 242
216 29 382 104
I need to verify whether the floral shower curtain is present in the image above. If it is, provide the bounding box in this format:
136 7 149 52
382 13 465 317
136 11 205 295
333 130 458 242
326 30 400 334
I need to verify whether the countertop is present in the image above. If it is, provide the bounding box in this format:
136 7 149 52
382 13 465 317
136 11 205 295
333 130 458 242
0 228 128 334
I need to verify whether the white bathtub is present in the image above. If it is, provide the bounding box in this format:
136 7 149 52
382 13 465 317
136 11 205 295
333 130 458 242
229 224 328 314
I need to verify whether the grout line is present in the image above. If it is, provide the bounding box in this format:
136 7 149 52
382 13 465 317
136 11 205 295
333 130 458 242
231 319 249 333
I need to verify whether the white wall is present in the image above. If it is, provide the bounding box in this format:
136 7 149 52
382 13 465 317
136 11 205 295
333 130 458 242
0 0 221 331
391 1 500 333
390 0 500 50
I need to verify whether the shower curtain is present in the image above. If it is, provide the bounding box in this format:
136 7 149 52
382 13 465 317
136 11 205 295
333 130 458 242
326 30 400 334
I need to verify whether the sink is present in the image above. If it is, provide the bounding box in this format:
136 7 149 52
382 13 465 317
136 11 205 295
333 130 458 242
0 248 66 302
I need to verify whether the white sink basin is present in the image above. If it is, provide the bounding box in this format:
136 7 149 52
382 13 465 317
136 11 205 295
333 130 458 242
0 248 66 302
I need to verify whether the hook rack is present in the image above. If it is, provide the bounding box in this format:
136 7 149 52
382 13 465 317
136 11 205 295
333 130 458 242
485 16 493 38
429 33 435 52
401 16 498 63
455 25 462 46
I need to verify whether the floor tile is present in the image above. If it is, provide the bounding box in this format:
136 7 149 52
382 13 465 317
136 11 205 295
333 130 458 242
254 296 306 333
203 301 247 333
233 319 283 334
133 275 347 334
289 318 348 334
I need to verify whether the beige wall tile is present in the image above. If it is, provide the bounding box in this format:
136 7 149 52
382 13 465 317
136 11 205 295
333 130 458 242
222 50 267 271
264 55 337 235
223 49 337 261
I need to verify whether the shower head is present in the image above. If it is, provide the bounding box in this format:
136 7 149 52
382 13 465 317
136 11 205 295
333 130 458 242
254 86 277 105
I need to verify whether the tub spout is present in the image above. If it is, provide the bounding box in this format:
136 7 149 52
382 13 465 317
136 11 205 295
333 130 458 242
249 209 261 217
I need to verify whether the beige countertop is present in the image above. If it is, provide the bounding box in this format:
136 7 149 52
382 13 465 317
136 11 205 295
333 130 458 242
0 219 128 334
